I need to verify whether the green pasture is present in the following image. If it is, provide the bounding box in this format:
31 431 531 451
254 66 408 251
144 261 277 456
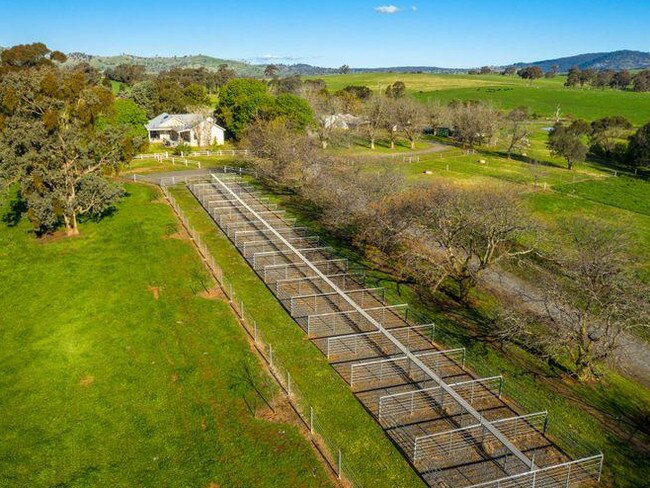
316 72 650 124
0 184 332 488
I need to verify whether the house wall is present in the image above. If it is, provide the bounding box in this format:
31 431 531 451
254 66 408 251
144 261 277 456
147 117 225 147
211 125 225 146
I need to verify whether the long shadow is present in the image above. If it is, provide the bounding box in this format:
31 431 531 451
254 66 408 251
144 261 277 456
2 192 27 227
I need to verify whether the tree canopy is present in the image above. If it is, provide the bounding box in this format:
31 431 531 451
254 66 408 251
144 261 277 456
0 43 137 236
547 122 588 170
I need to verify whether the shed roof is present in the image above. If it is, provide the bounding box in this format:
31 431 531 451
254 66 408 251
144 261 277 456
145 113 224 131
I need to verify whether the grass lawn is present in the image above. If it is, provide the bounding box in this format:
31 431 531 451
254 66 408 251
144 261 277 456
123 156 244 175
169 186 425 488
0 183 333 488
415 85 650 126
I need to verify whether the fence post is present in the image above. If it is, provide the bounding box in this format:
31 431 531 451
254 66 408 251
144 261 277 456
337 450 342 479
310 406 314 434
565 462 572 487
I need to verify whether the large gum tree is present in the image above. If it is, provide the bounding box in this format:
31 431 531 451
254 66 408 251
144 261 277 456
0 43 136 236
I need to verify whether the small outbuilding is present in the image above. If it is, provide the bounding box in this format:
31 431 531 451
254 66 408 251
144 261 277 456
323 113 367 130
145 113 225 147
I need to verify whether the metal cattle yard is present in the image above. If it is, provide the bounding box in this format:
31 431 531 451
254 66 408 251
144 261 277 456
184 170 604 488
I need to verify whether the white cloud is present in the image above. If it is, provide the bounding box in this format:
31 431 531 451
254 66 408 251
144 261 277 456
251 54 305 63
375 5 401 14
411 5 417 11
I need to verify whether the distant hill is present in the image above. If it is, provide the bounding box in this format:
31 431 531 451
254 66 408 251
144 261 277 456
64 52 265 77
510 50 650 72
2 47 647 77
351 66 466 74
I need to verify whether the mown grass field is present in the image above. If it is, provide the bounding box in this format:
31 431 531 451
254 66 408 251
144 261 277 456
124 155 241 175
0 184 333 488
317 73 650 124
169 186 425 488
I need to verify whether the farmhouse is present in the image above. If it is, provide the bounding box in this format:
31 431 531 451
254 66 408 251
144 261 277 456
145 113 225 147
323 113 367 130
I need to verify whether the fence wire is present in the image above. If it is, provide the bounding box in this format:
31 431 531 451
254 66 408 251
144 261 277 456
160 184 362 487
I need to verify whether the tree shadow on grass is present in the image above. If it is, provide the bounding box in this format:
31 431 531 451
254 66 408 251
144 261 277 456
1 192 27 227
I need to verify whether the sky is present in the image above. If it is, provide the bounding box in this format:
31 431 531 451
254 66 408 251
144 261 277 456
0 0 648 68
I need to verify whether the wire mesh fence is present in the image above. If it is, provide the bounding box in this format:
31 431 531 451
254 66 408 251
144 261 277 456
160 184 362 487
156 169 605 488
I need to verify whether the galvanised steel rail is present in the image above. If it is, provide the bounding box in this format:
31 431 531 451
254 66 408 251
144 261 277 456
209 173 536 470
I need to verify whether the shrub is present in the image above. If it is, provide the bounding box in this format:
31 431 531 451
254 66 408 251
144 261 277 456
173 143 192 155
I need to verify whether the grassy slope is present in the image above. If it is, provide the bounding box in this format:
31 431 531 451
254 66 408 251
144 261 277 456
0 184 332 488
358 126 650 277
317 73 650 124
255 181 650 488
169 186 425 488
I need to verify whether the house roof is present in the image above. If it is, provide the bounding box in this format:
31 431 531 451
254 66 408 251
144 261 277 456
145 113 225 132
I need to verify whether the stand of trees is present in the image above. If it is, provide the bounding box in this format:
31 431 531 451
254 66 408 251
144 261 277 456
549 116 648 171
565 66 650 92
0 43 142 236
245 119 649 380
215 78 314 140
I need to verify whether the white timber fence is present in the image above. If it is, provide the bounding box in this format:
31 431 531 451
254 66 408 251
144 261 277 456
135 149 250 159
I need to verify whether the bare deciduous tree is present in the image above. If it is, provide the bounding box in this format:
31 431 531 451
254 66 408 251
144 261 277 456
504 107 531 158
411 183 536 302
394 97 428 149
447 101 502 150
537 219 649 380
361 95 387 149
244 118 319 189
381 98 401 149
308 92 342 149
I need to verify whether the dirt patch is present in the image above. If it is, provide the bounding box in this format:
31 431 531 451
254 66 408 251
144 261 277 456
206 483 220 488
38 230 79 243
165 230 189 240
257 394 297 425
79 375 94 387
198 286 225 300
170 373 179 383
147 286 160 300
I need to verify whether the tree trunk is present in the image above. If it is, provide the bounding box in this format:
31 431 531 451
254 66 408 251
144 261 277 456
410 139 415 149
575 356 593 381
67 212 79 236
457 276 475 303
63 213 80 236
390 139 395 149
370 138 375 150
567 159 573 170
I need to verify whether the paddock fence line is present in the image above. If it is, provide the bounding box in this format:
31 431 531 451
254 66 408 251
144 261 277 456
135 149 250 159
159 183 362 488
151 166 604 488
